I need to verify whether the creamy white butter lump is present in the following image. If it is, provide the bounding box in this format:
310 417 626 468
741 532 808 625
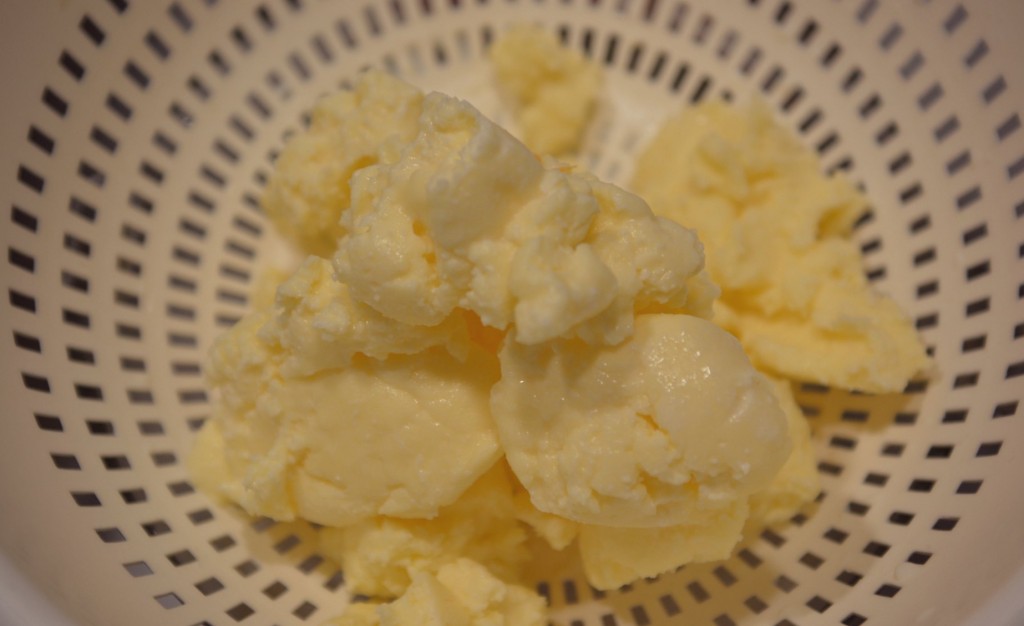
333 91 716 346
493 314 788 528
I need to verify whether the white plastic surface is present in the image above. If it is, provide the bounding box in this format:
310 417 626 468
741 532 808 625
0 550 78 626
1 0 1023 625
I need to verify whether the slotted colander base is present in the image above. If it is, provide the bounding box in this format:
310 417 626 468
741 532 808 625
1 1 1023 625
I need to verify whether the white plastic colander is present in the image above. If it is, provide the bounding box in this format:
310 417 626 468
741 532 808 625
2 1 1023 625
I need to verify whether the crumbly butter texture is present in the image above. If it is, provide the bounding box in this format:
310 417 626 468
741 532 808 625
334 89 714 345
266 257 470 377
325 559 546 626
490 25 601 156
573 378 818 590
492 314 790 529
317 464 528 599
632 101 929 393
189 258 501 526
263 72 423 257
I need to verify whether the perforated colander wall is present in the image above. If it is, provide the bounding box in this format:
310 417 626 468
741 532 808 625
1 1 1022 625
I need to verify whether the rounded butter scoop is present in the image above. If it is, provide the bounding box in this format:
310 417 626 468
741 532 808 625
491 313 791 528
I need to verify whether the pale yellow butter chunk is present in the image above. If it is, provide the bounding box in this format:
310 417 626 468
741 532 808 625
491 314 790 528
334 92 544 328
263 256 469 377
381 572 471 626
249 265 293 310
263 71 423 257
632 100 928 392
747 376 820 528
433 559 546 626
578 500 748 590
325 603 381 626
335 87 712 345
326 559 546 626
512 488 579 551
318 464 528 599
189 286 501 526
577 377 818 590
716 287 929 394
490 24 601 156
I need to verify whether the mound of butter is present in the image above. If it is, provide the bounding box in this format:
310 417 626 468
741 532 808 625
325 558 546 626
493 314 787 528
489 24 601 157
191 69 793 625
632 101 929 393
